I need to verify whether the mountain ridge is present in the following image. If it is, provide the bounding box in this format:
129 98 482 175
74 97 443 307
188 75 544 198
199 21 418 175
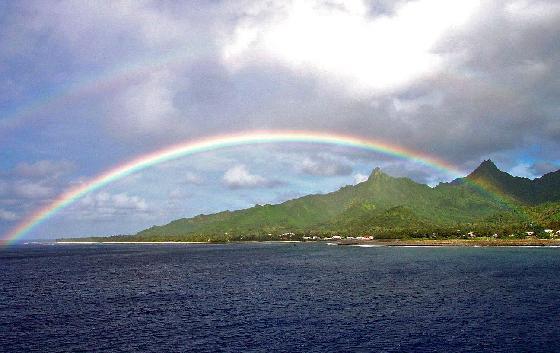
131 160 560 240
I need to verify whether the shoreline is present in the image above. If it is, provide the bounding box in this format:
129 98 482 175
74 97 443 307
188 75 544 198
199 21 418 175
53 239 560 247
56 241 225 245
336 238 560 247
55 240 301 245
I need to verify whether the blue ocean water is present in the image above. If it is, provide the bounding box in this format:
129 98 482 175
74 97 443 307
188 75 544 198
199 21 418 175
1 243 560 352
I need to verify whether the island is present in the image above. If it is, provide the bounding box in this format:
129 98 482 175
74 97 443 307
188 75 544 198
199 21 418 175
60 160 560 246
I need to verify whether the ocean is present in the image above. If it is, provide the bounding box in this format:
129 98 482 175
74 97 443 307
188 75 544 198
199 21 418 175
1 243 560 352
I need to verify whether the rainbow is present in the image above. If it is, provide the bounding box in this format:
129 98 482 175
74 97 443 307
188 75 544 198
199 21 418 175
0 47 196 136
2 130 468 245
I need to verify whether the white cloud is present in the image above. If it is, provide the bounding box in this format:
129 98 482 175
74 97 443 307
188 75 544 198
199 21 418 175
299 156 352 176
505 0 560 21
74 192 149 219
222 164 279 189
106 69 185 139
12 181 53 199
184 171 203 185
0 209 18 221
223 0 480 94
113 193 147 210
353 172 369 184
14 160 74 179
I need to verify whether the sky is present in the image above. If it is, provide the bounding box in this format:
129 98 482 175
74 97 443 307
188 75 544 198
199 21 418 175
1 0 559 240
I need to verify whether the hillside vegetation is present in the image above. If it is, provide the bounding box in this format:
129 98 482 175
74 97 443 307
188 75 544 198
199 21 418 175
101 160 560 242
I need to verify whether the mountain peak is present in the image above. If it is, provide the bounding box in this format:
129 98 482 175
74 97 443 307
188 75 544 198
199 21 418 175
368 167 386 181
479 159 498 170
467 159 502 179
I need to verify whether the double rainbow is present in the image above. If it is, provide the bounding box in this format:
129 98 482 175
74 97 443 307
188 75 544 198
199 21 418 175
2 130 468 245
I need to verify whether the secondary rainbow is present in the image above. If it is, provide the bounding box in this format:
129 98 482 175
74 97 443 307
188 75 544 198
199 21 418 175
0 46 198 135
2 130 467 245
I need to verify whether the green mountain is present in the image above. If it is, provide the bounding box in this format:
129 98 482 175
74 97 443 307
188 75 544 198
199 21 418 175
450 159 560 204
131 160 560 240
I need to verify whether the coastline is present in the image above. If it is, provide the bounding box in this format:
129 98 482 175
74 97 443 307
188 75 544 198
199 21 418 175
54 239 560 247
56 241 220 245
55 240 301 245
336 238 560 247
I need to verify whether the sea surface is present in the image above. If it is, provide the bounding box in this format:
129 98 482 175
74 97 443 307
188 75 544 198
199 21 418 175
1 243 560 352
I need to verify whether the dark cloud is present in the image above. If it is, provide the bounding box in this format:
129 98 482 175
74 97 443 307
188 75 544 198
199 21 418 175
420 0 560 162
213 0 560 170
2 1 559 168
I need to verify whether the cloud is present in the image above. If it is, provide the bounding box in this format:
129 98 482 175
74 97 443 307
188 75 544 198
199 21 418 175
530 161 559 176
8 0 558 168
1 0 223 141
299 156 353 176
353 173 369 184
184 172 203 185
0 159 75 234
14 160 74 179
112 193 147 210
74 192 149 219
0 159 75 206
223 0 480 94
104 69 188 140
216 0 560 168
0 209 18 221
222 164 281 189
28 0 190 62
12 181 53 199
